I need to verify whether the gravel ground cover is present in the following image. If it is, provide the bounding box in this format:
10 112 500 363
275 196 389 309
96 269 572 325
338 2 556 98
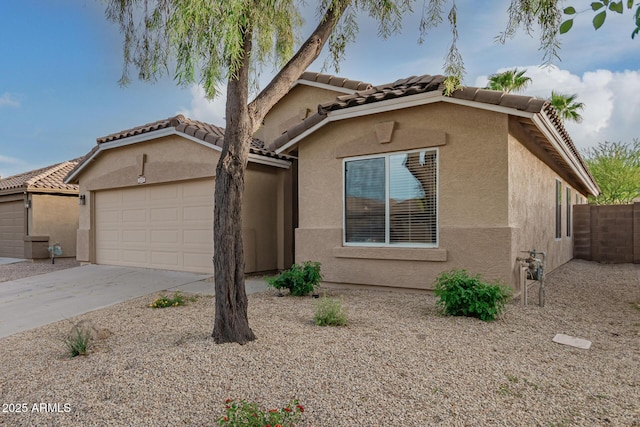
0 258 80 283
0 259 639 426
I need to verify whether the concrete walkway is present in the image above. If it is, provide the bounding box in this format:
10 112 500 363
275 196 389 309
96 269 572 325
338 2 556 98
0 264 268 338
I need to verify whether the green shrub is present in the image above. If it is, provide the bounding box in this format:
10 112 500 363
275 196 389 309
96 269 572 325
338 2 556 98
434 269 511 321
266 261 322 296
314 294 347 326
62 321 92 357
149 291 196 308
218 398 305 427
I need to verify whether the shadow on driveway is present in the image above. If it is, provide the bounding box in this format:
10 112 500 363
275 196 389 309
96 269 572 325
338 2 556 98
0 264 267 338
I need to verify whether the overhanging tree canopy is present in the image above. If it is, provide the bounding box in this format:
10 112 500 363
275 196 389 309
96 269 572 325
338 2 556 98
103 0 597 344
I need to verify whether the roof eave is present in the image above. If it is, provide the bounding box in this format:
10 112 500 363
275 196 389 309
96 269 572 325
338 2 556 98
66 127 290 184
290 79 359 95
532 114 600 196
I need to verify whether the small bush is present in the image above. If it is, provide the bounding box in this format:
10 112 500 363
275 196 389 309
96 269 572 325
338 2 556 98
149 291 196 308
218 398 305 427
434 269 511 322
62 321 92 357
266 261 322 296
314 294 348 326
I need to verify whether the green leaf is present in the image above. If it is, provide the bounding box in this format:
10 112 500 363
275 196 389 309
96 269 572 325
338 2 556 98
592 2 605 10
563 6 577 15
593 10 607 29
628 0 634 8
560 19 574 34
633 27 639 39
609 1 624 13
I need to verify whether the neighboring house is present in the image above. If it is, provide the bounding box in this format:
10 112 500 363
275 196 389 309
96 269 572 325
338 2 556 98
267 74 600 291
65 115 294 274
0 160 80 259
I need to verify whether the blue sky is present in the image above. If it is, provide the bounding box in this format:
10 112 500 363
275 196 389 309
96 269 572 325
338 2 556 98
1 1 639 178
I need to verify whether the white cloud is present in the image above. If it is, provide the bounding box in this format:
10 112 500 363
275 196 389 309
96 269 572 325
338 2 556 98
474 66 640 152
176 85 226 126
0 92 20 108
0 155 28 178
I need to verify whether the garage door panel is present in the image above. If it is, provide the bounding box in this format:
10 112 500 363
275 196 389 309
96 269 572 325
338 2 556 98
151 251 179 267
0 201 25 258
183 206 211 221
122 230 147 243
184 252 211 268
150 185 178 200
150 229 179 243
122 209 147 222
183 229 212 245
183 180 212 198
96 180 214 273
122 249 148 264
150 207 178 221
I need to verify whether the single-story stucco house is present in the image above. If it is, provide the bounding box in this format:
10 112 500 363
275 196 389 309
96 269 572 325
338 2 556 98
64 115 295 274
64 71 599 293
266 73 600 291
0 160 80 259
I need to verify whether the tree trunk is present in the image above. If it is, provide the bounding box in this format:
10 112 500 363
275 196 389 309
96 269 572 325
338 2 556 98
211 2 348 344
212 29 256 344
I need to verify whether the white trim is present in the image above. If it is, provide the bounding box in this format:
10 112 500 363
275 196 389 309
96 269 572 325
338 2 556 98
276 90 598 196
342 148 439 248
533 115 599 195
276 91 535 155
66 128 290 183
291 79 359 95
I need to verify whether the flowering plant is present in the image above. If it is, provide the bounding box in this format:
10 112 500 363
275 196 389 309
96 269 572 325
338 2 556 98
218 399 305 427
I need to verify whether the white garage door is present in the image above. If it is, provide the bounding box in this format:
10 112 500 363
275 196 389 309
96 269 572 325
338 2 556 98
95 180 214 273
0 200 25 258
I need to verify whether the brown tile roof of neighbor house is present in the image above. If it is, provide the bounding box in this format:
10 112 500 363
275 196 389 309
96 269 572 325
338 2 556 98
298 71 372 92
0 159 80 193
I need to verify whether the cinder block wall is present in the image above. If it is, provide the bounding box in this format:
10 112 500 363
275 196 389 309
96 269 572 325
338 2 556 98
573 203 639 263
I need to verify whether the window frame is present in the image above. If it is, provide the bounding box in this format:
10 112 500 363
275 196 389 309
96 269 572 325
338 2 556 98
342 148 439 248
555 179 562 239
566 187 572 237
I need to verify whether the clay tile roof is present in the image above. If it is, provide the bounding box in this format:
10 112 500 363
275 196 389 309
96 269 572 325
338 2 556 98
95 114 279 157
299 71 372 92
0 159 80 193
67 115 288 183
270 72 588 182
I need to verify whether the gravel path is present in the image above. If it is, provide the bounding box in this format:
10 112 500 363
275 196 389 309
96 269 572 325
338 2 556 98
0 259 639 426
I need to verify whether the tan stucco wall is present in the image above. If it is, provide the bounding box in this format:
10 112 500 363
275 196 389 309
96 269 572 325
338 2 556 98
507 118 586 288
255 84 345 147
295 102 517 291
75 134 290 273
29 194 78 257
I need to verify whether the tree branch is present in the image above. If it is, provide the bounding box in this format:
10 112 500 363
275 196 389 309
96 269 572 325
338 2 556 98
248 1 350 132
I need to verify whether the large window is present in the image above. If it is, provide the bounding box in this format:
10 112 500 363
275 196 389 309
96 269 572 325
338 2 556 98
344 149 437 246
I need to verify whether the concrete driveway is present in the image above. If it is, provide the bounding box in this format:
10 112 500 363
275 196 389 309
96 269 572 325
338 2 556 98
0 264 267 338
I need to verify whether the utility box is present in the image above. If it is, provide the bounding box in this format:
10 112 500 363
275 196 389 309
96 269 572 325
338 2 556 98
24 235 50 259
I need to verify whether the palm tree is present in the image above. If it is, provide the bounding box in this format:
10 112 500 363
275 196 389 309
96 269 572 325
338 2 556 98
485 68 531 93
549 91 584 123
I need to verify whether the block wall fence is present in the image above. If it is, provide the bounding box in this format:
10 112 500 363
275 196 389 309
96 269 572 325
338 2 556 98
573 203 640 264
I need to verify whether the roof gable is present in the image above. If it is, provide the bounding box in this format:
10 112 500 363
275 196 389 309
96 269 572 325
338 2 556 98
66 115 290 183
269 73 598 197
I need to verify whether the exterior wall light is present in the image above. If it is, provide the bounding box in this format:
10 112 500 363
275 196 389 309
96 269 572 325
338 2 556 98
78 194 86 205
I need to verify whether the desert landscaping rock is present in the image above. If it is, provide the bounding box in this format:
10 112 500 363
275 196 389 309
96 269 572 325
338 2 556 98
0 259 639 426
